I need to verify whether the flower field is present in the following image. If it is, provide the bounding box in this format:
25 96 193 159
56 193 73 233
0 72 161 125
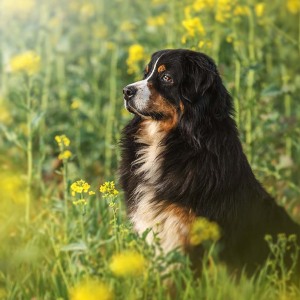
0 0 300 299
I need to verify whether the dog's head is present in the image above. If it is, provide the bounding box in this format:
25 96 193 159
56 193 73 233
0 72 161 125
123 49 233 136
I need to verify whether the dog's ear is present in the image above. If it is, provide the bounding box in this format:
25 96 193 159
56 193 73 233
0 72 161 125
180 54 215 104
179 52 232 120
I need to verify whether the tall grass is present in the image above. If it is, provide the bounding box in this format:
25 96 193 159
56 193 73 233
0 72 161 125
0 0 300 299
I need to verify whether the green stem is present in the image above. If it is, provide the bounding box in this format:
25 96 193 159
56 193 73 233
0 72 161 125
26 77 33 223
234 59 241 127
245 10 256 163
245 70 254 162
80 212 86 242
104 48 118 177
37 35 53 189
63 158 69 241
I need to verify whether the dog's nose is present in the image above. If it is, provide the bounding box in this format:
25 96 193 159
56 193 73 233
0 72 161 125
123 85 137 100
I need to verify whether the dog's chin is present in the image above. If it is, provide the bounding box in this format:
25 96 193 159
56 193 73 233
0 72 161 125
124 101 150 119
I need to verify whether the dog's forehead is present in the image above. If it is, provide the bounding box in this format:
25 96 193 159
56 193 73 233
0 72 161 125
148 52 181 72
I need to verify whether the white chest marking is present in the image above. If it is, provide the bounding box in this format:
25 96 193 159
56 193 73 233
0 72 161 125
130 121 193 253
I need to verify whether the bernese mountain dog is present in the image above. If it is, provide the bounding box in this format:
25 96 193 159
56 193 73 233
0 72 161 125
120 49 300 274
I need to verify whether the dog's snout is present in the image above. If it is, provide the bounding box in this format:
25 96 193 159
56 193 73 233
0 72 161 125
123 85 137 100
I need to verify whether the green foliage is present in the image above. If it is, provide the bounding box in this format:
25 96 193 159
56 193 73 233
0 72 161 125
0 0 300 299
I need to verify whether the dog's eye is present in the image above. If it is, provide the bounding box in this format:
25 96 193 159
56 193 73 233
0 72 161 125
161 74 173 83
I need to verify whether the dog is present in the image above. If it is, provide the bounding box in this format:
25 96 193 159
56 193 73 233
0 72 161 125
119 49 300 275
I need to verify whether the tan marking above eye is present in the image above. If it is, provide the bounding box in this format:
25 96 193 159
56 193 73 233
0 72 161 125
158 65 166 73
179 101 184 112
146 65 149 73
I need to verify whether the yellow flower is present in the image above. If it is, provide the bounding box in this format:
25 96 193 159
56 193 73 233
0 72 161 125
70 279 113 300
255 3 265 17
198 40 212 49
0 171 26 204
192 0 214 12
120 21 135 32
88 191 96 195
126 44 145 75
147 15 166 27
80 3 95 18
99 181 119 197
182 17 205 37
71 180 91 195
198 41 205 49
226 35 233 43
55 135 70 147
215 0 233 23
287 0 300 14
189 217 221 246
71 98 81 110
109 251 146 277
58 150 72 160
10 51 40 75
73 199 87 206
233 5 249 16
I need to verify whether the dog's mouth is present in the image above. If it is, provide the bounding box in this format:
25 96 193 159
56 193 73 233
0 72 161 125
124 100 151 119
125 101 165 121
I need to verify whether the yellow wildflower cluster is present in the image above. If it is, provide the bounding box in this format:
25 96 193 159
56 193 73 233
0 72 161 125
109 251 146 277
73 199 87 206
126 44 146 75
189 217 221 246
120 21 135 32
70 279 113 300
55 135 72 161
198 40 212 49
287 0 300 14
99 181 119 197
0 171 26 204
181 2 207 44
147 14 166 27
55 135 70 147
255 3 265 17
58 150 72 160
192 0 214 12
80 3 95 19
71 179 95 208
182 17 206 37
71 98 82 110
215 0 233 23
71 180 92 196
9 51 40 76
233 5 250 17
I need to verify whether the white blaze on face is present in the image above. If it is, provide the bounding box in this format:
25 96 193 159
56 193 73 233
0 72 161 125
126 56 162 111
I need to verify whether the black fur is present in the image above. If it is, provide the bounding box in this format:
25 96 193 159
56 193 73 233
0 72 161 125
120 49 300 275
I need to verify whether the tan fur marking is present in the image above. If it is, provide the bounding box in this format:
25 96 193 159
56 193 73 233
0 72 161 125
146 83 179 132
158 64 166 73
179 100 184 112
145 65 149 73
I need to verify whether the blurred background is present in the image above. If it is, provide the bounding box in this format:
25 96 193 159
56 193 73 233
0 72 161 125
0 0 300 299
